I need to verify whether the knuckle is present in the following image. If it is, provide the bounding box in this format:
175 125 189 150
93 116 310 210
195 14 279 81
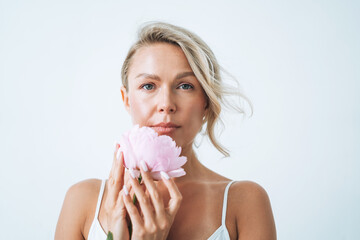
114 177 121 184
176 194 183 202
152 191 161 201
174 199 182 209
159 221 169 230
147 223 157 234
108 177 115 186
140 196 149 205
128 205 137 214
137 228 146 237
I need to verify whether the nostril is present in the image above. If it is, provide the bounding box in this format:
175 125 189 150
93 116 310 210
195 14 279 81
159 105 176 113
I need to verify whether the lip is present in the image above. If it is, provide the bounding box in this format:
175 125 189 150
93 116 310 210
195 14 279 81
152 122 180 128
151 122 180 135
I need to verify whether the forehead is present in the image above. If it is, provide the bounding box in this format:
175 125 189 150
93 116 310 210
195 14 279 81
128 43 193 78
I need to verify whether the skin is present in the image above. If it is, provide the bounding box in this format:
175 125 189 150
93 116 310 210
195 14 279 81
55 43 276 240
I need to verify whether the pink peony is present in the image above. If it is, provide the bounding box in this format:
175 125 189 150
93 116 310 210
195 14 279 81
117 125 187 180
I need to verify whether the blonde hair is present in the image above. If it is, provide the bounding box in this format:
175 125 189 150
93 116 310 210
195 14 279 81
121 21 252 157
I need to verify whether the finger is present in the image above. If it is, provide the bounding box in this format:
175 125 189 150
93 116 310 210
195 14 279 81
120 177 132 202
115 188 128 220
107 144 120 204
122 185 144 228
108 148 125 203
128 167 155 224
160 171 182 216
139 161 166 218
108 143 120 179
124 169 131 186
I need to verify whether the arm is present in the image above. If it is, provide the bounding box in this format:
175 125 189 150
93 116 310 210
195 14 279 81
55 144 129 240
235 181 276 240
55 180 93 240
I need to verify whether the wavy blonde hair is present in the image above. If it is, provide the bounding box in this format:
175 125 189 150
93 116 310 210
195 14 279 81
121 21 252 157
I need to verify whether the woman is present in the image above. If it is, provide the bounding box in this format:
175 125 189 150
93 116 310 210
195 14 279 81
55 21 276 240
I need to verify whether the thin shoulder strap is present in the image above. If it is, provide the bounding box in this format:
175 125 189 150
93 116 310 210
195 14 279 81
221 180 236 225
94 179 106 219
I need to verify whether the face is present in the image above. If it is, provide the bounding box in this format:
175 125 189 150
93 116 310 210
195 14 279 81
121 43 208 150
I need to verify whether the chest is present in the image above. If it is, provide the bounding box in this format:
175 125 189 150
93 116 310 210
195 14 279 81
164 183 237 240
93 181 238 240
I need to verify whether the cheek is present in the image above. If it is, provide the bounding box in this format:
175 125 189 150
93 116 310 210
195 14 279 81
188 105 204 122
182 100 206 130
129 95 154 124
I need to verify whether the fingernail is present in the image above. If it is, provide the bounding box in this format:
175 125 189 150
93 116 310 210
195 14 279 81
140 161 148 172
116 149 122 161
160 171 170 180
129 169 136 179
123 185 129 195
114 141 118 149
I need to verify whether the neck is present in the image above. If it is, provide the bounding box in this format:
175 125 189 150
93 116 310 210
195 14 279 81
174 144 206 184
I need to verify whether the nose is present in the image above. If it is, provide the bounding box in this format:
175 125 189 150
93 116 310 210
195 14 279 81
157 86 176 114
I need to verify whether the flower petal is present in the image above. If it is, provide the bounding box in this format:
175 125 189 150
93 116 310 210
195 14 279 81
117 125 187 179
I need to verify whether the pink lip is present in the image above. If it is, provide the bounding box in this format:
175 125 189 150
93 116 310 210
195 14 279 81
151 122 180 135
152 122 180 128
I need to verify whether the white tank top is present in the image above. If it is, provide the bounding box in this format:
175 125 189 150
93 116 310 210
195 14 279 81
87 180 236 240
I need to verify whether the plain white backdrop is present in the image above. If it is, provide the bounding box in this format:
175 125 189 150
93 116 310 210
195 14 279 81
1 0 359 239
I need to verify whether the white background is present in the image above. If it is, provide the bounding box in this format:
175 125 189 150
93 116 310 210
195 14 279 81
1 0 359 239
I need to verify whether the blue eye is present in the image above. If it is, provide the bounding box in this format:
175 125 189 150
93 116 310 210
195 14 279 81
179 84 193 90
141 84 154 90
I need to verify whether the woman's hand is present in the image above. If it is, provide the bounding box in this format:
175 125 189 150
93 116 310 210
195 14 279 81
122 161 182 240
103 143 129 240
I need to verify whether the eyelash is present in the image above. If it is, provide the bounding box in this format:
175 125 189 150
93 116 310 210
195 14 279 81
178 83 194 90
141 83 154 91
140 83 194 91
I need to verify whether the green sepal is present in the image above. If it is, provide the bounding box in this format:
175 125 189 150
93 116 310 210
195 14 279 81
106 231 113 240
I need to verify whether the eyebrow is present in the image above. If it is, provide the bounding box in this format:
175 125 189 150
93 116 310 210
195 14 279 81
135 72 195 80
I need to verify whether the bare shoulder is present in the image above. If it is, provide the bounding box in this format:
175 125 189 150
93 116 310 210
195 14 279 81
55 178 102 240
230 181 270 201
229 181 277 240
67 178 102 201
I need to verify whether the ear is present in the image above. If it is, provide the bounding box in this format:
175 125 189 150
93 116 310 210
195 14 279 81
203 100 209 120
204 97 209 110
120 86 130 113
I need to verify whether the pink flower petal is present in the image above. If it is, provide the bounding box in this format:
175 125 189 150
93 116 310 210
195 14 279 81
117 125 187 180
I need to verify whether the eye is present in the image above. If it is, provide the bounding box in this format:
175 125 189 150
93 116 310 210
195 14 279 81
141 83 155 91
178 83 193 90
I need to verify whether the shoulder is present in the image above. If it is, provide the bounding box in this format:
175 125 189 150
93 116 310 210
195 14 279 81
55 178 103 240
228 181 277 240
229 180 270 202
63 178 102 216
228 181 272 218
67 178 102 201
